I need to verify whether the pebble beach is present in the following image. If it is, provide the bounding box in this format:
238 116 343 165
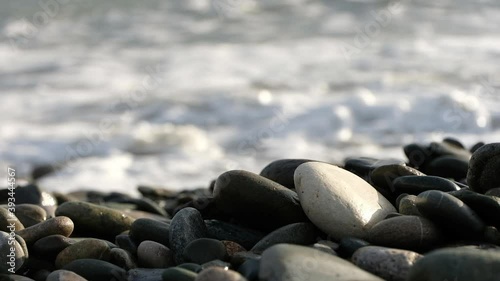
1 138 500 281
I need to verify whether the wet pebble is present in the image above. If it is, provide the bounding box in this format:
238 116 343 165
137 240 175 268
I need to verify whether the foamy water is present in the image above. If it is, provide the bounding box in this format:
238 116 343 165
1 0 500 194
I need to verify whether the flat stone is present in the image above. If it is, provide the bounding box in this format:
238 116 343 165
393 175 460 195
416 190 485 238
63 259 126 281
468 143 500 193
259 159 315 189
169 207 208 264
294 162 396 240
108 197 169 217
183 238 227 265
368 216 443 251
137 240 175 268
17 216 73 245
0 231 27 274
55 201 135 239
162 267 198 281
195 267 247 281
15 204 47 227
46 270 88 281
0 207 24 232
407 247 500 281
250 222 319 254
110 247 137 270
213 170 308 231
33 234 74 258
205 220 265 250
129 218 170 247
55 238 111 268
259 244 383 281
352 246 422 281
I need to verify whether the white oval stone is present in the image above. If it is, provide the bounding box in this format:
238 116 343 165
294 162 396 240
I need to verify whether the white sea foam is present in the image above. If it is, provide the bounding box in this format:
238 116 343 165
0 0 499 194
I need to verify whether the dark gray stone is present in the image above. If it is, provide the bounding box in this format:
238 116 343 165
337 237 370 259
407 247 500 281
205 220 265 250
259 244 383 281
467 143 500 193
393 175 460 195
33 234 74 258
129 218 170 247
128 269 165 281
368 216 443 251
416 190 485 238
55 202 134 239
137 240 175 268
251 222 319 254
62 259 126 281
15 204 47 227
259 159 315 189
448 189 500 229
213 170 308 231
183 238 227 265
169 207 208 264
425 156 469 181
46 270 88 281
369 164 425 201
55 238 111 269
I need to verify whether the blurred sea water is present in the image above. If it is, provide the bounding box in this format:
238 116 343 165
0 0 500 194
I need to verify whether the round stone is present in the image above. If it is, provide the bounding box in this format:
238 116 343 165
17 216 74 245
178 263 202 273
15 204 47 227
33 234 74 258
368 216 443 251
0 231 26 274
425 156 469 181
62 259 126 281
55 201 135 239
416 190 485 238
129 218 170 247
115 234 137 255
55 239 111 269
259 244 383 281
213 170 308 231
251 222 318 254
195 267 247 281
169 207 208 264
407 247 500 281
183 238 227 265
46 270 88 281
351 246 422 281
467 143 500 193
162 267 198 281
0 207 24 232
138 240 175 268
237 259 260 281
294 162 396 240
259 159 315 189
